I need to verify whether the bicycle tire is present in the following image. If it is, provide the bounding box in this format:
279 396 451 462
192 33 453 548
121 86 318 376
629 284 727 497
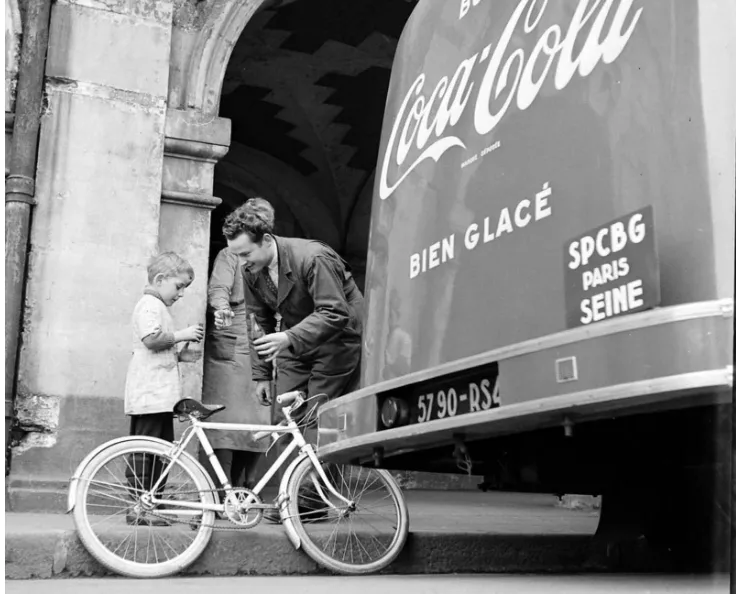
72 438 216 578
285 457 409 574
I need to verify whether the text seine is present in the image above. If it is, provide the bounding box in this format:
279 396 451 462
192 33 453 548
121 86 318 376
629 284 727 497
568 212 646 324
380 0 643 200
410 183 552 279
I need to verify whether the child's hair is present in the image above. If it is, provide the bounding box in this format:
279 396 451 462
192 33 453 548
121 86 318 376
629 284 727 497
147 252 195 284
222 197 276 242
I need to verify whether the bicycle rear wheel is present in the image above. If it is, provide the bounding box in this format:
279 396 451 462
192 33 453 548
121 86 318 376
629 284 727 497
72 438 216 578
285 457 409 574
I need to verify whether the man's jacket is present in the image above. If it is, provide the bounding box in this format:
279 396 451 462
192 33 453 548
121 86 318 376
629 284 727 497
243 236 364 382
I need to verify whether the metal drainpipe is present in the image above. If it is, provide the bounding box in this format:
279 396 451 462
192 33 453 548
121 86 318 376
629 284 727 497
5 0 53 470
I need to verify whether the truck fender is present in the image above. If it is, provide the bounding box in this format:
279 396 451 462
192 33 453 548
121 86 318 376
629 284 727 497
66 436 218 513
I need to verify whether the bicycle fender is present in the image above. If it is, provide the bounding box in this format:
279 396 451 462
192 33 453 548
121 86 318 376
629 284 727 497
66 436 217 513
278 453 310 550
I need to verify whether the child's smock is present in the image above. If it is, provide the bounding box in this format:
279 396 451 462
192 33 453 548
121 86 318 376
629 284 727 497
124 294 181 415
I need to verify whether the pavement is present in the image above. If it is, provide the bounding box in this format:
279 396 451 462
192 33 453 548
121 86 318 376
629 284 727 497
5 575 731 594
4 490 640 579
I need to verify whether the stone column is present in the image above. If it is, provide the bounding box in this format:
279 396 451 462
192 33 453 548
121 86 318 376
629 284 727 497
8 0 175 511
159 107 229 400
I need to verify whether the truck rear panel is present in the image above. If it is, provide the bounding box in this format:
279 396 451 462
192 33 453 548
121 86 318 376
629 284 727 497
318 0 735 464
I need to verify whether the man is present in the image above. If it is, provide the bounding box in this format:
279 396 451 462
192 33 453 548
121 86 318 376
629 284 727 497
222 198 363 520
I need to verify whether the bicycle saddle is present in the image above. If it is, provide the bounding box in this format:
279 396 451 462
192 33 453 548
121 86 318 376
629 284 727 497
173 398 226 420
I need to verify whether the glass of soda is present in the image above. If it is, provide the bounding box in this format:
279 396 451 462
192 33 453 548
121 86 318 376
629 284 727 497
214 309 234 329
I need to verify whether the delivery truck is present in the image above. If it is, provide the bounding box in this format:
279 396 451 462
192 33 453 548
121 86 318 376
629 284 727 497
317 0 734 571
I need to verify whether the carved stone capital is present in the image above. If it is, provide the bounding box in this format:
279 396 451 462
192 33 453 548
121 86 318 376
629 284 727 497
164 107 231 161
163 137 229 163
161 107 230 209
161 189 221 210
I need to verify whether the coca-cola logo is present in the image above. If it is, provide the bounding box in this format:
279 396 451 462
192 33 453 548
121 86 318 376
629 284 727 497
379 0 643 201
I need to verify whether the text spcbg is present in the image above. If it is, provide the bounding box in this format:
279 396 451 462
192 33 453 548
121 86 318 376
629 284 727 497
564 206 660 328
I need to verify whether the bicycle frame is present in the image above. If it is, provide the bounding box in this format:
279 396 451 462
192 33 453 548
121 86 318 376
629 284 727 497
147 414 353 514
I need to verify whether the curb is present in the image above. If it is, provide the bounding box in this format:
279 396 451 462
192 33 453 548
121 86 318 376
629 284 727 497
557 494 602 511
7 526 681 579
6 526 607 579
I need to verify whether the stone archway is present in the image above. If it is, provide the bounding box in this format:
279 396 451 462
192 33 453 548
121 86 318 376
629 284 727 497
163 0 415 292
162 0 419 358
172 2 469 496
217 142 342 246
170 0 267 115
208 141 343 268
169 0 299 115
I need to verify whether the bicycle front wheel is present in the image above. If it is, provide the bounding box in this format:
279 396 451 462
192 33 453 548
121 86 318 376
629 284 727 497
72 438 216 578
285 457 409 574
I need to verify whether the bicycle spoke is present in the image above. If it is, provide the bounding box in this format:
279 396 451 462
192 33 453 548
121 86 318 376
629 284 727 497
123 454 145 495
342 523 353 563
352 518 373 562
88 506 129 528
352 474 383 501
87 488 134 506
145 528 155 565
100 462 130 495
352 508 396 537
355 518 390 556
110 531 133 557
356 491 395 505
354 503 400 524
76 441 217 575
289 459 409 574
122 527 135 560
156 530 184 560
326 512 344 557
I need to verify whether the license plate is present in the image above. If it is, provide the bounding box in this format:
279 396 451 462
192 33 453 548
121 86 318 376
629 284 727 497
385 363 501 425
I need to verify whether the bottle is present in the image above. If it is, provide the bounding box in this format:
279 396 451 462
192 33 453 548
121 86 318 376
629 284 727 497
250 313 264 339
250 313 265 359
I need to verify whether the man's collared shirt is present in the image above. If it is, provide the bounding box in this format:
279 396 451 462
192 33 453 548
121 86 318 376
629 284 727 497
268 244 279 288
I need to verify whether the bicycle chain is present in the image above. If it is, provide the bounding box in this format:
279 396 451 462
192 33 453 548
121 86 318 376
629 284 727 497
135 488 278 532
144 512 262 532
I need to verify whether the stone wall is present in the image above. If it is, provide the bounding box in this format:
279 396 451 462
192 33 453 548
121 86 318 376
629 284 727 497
9 0 176 508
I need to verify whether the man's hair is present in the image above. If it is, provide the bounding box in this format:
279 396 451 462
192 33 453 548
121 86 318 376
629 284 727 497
222 197 276 242
147 252 194 284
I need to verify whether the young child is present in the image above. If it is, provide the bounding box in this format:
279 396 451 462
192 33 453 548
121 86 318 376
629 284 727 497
124 252 204 525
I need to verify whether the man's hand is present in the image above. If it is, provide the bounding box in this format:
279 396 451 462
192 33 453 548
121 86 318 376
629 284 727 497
213 309 234 330
254 332 292 362
254 381 272 406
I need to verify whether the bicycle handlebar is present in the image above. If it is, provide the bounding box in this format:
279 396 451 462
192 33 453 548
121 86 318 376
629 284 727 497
252 392 304 442
276 390 303 405
252 391 326 442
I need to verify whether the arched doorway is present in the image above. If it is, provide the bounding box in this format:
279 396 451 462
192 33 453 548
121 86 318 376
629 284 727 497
188 0 418 487
208 0 418 291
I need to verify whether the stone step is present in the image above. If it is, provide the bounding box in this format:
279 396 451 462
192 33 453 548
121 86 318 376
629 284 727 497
7 490 646 579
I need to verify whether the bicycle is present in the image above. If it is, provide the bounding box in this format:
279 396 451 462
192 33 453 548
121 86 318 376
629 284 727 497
67 390 409 578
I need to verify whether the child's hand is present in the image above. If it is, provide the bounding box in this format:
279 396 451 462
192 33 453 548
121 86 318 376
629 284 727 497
179 343 203 363
179 324 204 343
